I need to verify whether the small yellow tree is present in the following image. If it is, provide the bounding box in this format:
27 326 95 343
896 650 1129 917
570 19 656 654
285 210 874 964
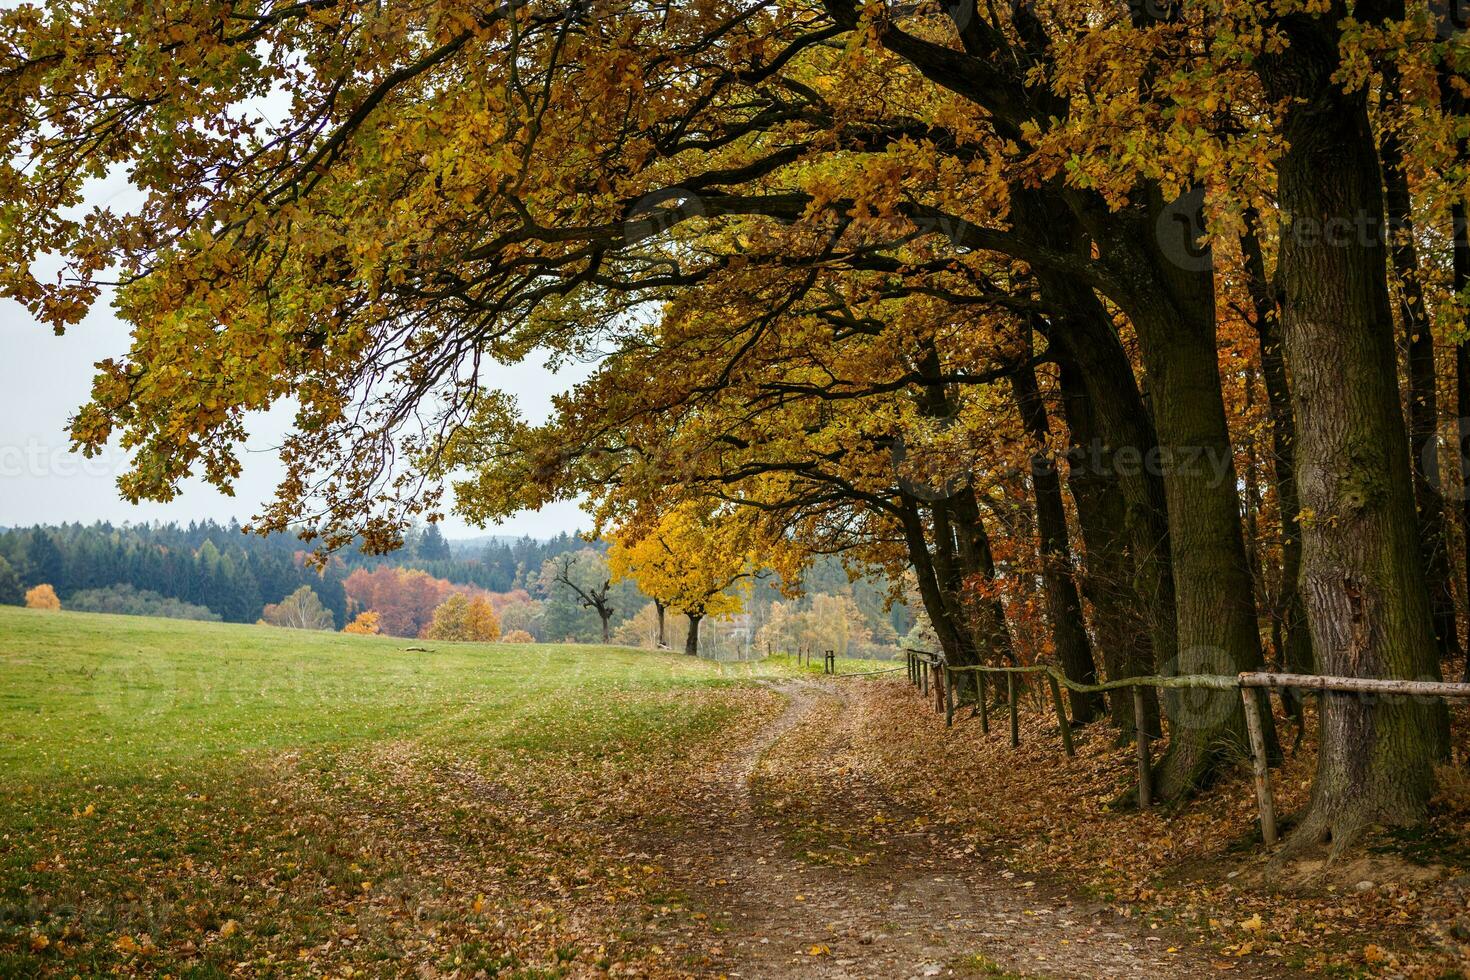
426 594 500 642
342 610 381 635
24 584 60 611
463 595 501 642
425 594 470 640
609 502 784 656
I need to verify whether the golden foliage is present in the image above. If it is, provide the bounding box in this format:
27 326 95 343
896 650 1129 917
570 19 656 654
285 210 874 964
24 584 60 611
342 610 382 635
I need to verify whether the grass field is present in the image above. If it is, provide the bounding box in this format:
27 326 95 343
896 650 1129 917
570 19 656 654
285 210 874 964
0 606 791 976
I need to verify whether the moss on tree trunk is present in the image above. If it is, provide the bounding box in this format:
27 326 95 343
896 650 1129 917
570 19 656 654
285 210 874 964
1259 18 1449 852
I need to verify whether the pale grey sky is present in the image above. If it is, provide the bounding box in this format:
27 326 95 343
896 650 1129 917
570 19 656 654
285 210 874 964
0 292 594 538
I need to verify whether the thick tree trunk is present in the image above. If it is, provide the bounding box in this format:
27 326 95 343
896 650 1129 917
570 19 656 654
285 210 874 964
1018 191 1180 693
600 611 612 644
1380 63 1461 661
897 495 982 668
1240 220 1315 709
1087 190 1276 799
684 612 701 657
1012 354 1105 723
1457 204 1470 685
1440 8 1470 684
655 598 667 649
1057 350 1162 737
1258 22 1448 852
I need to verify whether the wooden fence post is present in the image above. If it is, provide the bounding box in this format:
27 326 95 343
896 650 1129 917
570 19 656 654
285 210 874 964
978 671 990 734
1047 674 1075 757
1007 672 1020 747
1133 686 1151 808
922 659 929 698
1241 686 1278 845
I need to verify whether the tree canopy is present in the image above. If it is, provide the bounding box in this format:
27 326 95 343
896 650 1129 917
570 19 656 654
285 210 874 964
5 0 1470 853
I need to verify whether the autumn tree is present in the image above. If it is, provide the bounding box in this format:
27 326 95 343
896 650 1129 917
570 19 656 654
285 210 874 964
343 567 452 638
342 610 381 635
463 595 502 642
609 503 772 657
24 584 60 611
4 0 1468 840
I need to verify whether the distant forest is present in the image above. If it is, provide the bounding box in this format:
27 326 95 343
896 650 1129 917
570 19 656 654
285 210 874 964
0 522 912 655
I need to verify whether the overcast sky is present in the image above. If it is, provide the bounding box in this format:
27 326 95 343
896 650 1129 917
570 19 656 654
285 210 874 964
0 289 595 538
0 290 595 538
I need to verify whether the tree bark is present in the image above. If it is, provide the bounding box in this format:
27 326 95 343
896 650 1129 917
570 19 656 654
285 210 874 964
1442 39 1470 683
1086 190 1277 798
1456 203 1470 685
1016 191 1180 694
655 598 667 649
1057 348 1162 737
896 495 982 669
684 612 702 656
1380 61 1460 661
1011 352 1105 723
1240 220 1315 705
1257 16 1449 852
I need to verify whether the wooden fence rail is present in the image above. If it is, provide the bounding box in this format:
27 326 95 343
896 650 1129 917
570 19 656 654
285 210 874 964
899 649 1470 847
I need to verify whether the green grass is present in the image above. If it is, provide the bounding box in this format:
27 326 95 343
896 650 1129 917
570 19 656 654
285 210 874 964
0 606 794 976
0 605 778 782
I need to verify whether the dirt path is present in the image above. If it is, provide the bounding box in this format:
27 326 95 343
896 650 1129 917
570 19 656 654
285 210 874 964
630 681 1291 979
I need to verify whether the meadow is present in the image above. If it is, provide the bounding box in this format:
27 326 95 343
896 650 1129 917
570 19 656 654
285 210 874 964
0 607 791 976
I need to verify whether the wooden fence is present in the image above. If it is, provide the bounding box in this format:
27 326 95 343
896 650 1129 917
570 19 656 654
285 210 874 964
901 648 1470 847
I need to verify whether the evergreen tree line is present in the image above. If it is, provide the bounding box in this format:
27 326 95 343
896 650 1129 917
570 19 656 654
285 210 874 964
0 521 909 646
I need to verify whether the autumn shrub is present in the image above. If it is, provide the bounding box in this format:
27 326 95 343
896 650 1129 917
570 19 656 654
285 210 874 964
24 584 60 611
501 629 535 644
342 610 381 635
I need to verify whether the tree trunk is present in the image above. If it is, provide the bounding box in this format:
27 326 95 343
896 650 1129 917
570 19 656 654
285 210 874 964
655 598 667 649
1240 220 1315 707
1457 203 1470 685
684 612 701 656
948 489 1017 666
896 495 980 668
1057 348 1162 737
1440 5 1470 685
1017 190 1180 694
1258 20 1448 852
1380 62 1460 661
1012 353 1105 723
1087 189 1276 799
